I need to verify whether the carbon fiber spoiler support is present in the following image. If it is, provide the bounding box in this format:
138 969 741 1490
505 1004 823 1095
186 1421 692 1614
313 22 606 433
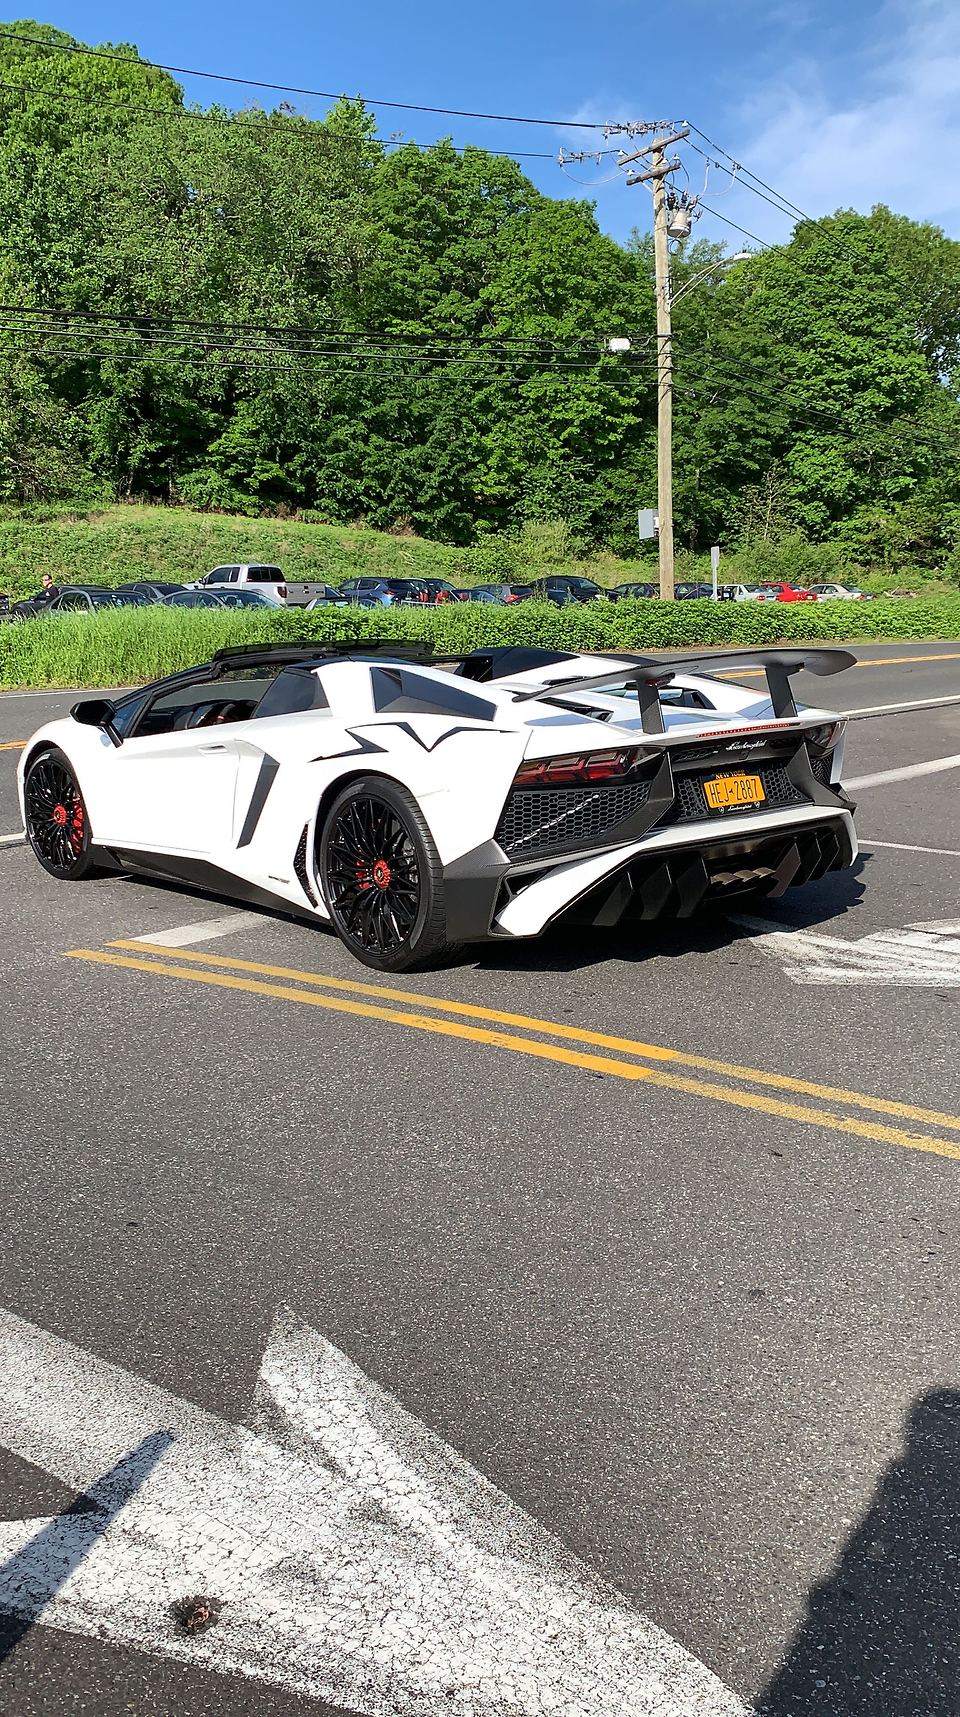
511 647 856 733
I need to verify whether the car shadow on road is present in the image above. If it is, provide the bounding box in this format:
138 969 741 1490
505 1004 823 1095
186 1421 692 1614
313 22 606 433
115 847 871 979
471 855 870 976
757 1389 960 1716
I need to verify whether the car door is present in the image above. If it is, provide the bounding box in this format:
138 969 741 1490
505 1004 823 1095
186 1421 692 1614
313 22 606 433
94 730 240 855
90 672 273 854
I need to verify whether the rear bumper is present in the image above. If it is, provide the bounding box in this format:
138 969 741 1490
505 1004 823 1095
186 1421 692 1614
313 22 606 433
485 806 857 939
551 817 855 931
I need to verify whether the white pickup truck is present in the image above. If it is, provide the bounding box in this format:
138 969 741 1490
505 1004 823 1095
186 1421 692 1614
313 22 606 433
186 565 344 608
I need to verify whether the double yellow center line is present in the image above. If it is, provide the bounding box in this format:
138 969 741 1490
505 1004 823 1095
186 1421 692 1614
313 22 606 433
65 939 960 1162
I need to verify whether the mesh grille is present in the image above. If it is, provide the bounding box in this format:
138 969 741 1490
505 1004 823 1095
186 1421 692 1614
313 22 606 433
496 779 653 858
671 763 806 824
810 756 832 786
293 823 317 905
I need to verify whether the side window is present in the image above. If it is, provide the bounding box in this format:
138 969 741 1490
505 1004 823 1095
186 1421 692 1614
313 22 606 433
371 667 496 721
247 567 281 585
252 668 329 719
132 669 279 737
206 567 237 585
108 690 152 739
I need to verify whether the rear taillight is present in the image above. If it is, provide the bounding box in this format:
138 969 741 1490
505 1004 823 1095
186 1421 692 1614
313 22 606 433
278 584 288 600
514 749 640 787
804 722 841 752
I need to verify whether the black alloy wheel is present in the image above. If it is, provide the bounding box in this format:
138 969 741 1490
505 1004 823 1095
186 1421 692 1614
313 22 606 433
319 778 454 971
24 748 99 879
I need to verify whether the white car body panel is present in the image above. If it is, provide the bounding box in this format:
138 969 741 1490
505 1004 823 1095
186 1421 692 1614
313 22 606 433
18 644 859 962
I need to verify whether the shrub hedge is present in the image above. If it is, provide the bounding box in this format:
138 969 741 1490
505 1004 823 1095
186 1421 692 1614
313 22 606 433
3 596 960 689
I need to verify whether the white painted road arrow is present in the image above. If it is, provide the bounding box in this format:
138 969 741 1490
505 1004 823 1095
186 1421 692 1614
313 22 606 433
738 915 960 986
0 1305 746 1715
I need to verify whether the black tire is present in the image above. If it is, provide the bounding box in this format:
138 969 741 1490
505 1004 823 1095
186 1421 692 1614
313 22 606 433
318 777 457 972
23 746 102 880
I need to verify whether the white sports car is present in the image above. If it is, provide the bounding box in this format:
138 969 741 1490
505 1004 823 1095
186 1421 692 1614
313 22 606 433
18 641 857 971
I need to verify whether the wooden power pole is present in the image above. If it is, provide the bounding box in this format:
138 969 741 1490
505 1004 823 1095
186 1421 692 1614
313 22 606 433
626 128 688 600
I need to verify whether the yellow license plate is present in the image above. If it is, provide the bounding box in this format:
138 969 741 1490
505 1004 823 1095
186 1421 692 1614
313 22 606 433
703 772 766 811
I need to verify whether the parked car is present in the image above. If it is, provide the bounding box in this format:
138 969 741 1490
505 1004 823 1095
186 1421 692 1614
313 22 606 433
529 583 580 607
808 583 868 601
11 586 140 619
760 582 818 603
459 585 512 605
113 580 186 601
216 589 285 610
415 578 466 604
285 578 385 608
674 582 716 600
304 588 351 610
187 564 288 603
530 576 606 606
724 583 770 603
608 582 657 600
162 590 229 609
339 578 426 606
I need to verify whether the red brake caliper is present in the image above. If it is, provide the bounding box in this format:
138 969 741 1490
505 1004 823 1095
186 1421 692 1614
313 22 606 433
70 800 85 854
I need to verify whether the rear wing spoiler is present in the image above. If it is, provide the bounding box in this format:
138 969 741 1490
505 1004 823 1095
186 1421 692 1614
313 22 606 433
512 647 855 733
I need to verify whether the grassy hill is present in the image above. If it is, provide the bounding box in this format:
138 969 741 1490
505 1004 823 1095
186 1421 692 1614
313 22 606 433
0 503 951 605
0 506 478 599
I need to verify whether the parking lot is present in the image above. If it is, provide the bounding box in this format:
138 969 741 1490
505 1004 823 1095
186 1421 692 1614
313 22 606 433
1 640 959 1716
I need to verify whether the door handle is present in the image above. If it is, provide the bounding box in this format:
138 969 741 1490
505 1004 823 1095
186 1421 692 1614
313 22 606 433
198 743 227 754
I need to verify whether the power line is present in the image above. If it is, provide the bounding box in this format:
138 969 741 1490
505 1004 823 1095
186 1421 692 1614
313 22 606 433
0 301 658 356
0 74 576 162
0 28 659 132
695 201 774 251
686 124 813 225
685 140 802 228
0 327 656 380
0 343 658 390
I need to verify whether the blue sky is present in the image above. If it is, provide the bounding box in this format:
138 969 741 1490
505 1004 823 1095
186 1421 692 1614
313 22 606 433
28 0 960 251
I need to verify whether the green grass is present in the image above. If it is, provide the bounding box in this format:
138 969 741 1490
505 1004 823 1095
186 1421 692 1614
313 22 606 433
0 505 473 600
4 595 960 690
0 501 952 603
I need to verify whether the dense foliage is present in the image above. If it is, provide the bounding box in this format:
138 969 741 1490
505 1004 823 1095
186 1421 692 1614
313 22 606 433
0 21 959 568
5 595 960 689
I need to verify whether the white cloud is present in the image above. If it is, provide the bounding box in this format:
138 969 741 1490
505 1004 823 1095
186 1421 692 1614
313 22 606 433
713 0 960 244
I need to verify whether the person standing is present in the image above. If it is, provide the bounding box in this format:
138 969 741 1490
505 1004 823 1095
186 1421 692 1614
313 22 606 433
36 572 60 604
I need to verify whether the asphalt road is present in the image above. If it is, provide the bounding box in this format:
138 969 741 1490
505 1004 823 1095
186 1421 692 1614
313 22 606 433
1 641 959 1717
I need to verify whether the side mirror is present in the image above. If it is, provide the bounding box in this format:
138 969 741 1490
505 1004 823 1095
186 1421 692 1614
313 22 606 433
72 697 122 747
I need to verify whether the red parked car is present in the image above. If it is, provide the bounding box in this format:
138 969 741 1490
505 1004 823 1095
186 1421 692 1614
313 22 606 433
760 582 818 603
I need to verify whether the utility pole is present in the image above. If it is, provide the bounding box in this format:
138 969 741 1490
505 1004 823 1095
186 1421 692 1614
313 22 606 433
623 128 689 600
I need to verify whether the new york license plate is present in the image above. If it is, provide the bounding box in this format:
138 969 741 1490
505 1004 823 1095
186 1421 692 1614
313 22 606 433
703 772 766 811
